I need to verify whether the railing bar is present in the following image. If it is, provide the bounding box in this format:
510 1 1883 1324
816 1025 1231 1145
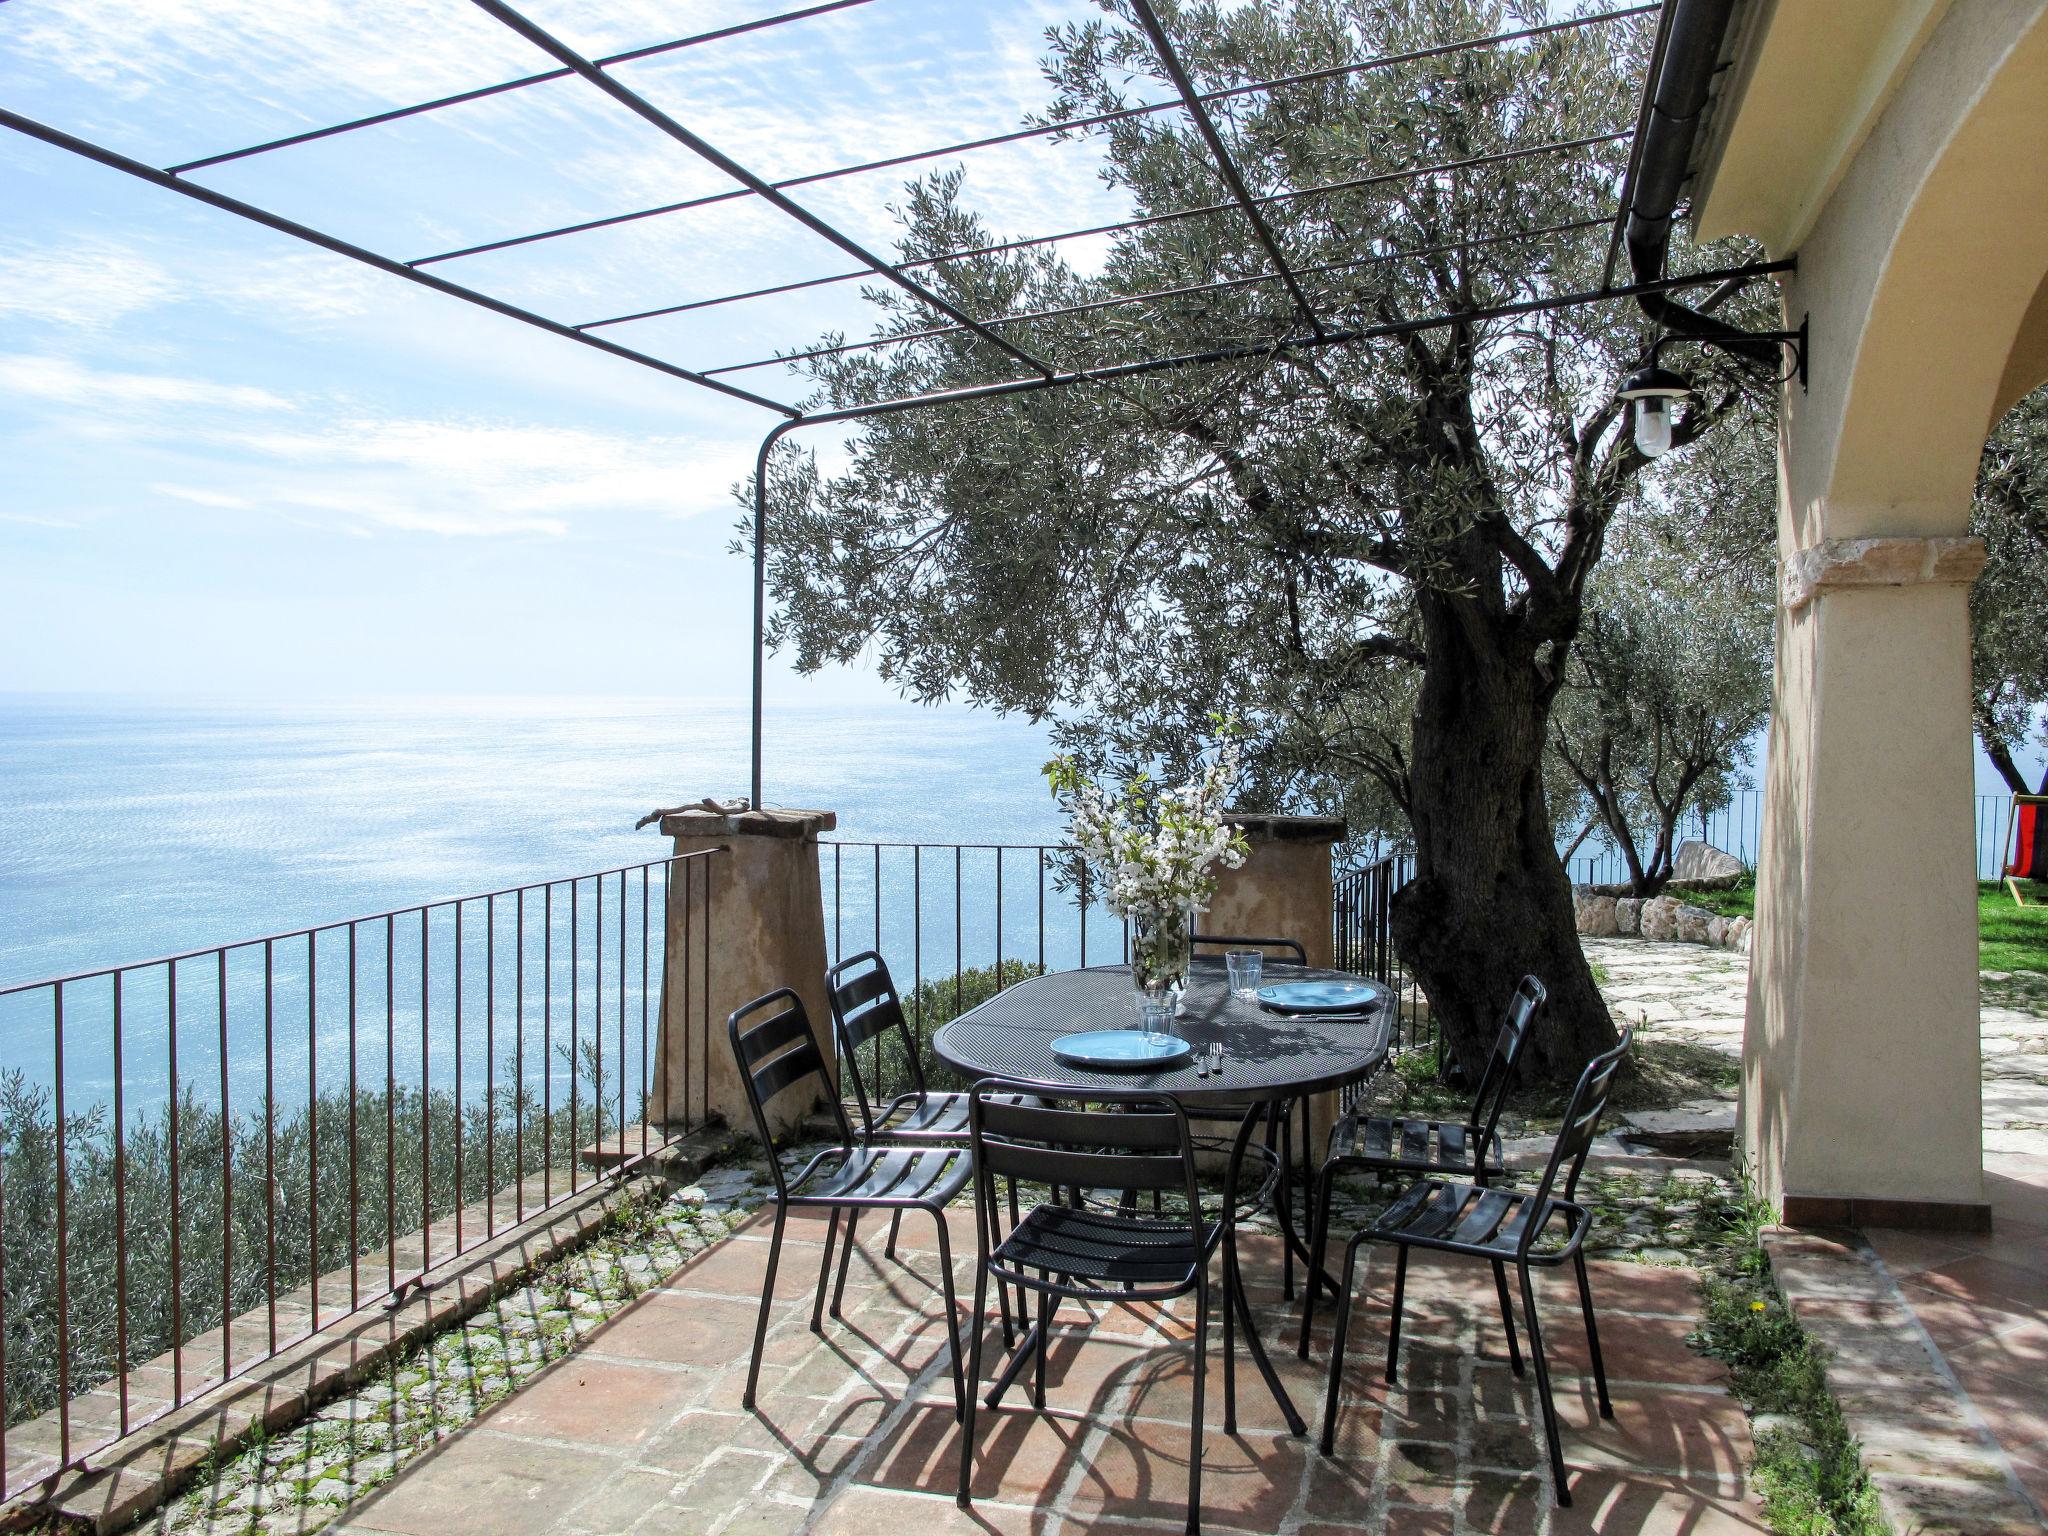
1037 849 1046 974
678 860 690 1132
912 847 923 1036
639 866 649 1161
218 948 232 1384
348 921 360 1311
833 844 842 967
543 884 553 1210
417 908 428 1281
570 879 580 1197
700 858 712 1130
954 845 963 1017
308 932 319 1334
618 870 627 1160
53 981 72 1466
168 959 182 1405
515 889 526 1222
454 900 464 1255
264 942 277 1351
384 914 396 1294
113 968 130 1437
995 847 1004 991
486 895 496 1239
1079 865 1089 968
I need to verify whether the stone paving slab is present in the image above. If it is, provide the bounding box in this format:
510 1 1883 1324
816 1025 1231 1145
313 1197 1761 1536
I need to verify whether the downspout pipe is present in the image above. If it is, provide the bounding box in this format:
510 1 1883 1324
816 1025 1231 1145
1624 0 1781 362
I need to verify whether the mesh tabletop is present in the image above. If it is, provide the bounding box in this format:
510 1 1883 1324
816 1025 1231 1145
933 960 1392 1103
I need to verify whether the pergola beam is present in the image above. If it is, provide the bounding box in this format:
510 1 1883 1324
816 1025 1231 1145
405 7 1653 272
575 131 1631 333
163 0 881 177
0 105 802 417
465 0 1061 382
1127 0 1327 339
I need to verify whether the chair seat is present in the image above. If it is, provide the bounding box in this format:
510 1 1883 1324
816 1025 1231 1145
1371 1177 1586 1265
789 1143 971 1209
871 1089 1037 1143
1328 1111 1504 1177
993 1203 1222 1291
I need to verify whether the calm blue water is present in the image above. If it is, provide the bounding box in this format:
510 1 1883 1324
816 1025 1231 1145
0 694 1073 1112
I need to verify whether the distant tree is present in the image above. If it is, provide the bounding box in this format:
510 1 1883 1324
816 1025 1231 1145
752 0 1776 1082
1973 390 2048 842
1550 398 1776 894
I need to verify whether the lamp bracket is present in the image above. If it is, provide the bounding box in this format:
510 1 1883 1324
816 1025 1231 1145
1649 313 1809 392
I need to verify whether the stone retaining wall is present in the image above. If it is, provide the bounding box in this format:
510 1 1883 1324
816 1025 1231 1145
1575 886 1753 952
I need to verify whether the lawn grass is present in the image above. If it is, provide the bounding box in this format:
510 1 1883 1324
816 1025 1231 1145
1980 880 2048 974
1642 877 2048 977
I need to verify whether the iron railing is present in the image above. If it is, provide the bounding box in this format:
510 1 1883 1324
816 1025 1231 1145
1564 790 2023 887
818 841 1434 1100
0 849 721 1503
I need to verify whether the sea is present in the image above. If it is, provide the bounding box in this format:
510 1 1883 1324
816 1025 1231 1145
0 694 1073 1112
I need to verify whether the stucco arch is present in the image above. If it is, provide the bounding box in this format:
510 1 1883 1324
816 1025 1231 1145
1739 0 2048 1225
1781 0 2048 541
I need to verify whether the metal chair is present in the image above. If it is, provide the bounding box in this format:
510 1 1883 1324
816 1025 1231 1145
1189 932 1308 965
1298 974 1546 1360
825 950 1032 1332
1318 1028 1632 1506
957 1081 1227 1536
727 987 972 1417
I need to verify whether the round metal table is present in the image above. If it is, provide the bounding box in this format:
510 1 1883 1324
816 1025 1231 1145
934 958 1393 1435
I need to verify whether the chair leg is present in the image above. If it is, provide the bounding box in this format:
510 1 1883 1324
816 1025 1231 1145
932 1210 966 1423
1574 1251 1613 1419
1518 1265 1571 1506
831 1208 861 1319
1188 1271 1210 1536
746 1204 788 1411
1221 1242 1237 1433
1297 1162 1336 1360
812 1209 840 1334
957 1258 988 1509
1270 1107 1295 1303
1319 1230 1368 1455
1032 1288 1051 1411
1384 1242 1410 1386
886 1208 903 1261
1492 1259 1525 1376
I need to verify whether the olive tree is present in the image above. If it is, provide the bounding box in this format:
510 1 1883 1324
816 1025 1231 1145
1550 396 1775 894
1973 388 2048 846
753 0 1773 1080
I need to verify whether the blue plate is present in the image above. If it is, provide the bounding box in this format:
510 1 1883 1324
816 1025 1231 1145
1051 1029 1195 1070
1255 980 1381 1015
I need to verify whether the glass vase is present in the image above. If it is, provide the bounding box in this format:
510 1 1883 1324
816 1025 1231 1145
1130 905 1193 1014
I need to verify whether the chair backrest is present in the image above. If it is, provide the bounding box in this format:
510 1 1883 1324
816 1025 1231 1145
1466 975 1547 1170
1189 932 1308 964
727 988 852 1194
824 950 922 1136
966 1082 1205 1279
1519 1027 1633 1250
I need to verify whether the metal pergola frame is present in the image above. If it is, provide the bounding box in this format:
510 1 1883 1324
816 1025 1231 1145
1 0 1791 808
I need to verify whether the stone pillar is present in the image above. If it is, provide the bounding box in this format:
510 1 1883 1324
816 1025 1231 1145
651 805 837 1142
1741 539 1990 1229
1206 813 1347 1148
1204 813 1345 968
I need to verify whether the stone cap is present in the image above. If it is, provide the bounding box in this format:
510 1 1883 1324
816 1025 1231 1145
1223 811 1346 842
658 805 837 840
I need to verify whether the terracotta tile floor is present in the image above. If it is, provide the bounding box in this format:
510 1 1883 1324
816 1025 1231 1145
1867 1150 2048 1523
325 1203 1762 1536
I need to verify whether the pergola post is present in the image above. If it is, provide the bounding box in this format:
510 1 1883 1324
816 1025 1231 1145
652 804 839 1140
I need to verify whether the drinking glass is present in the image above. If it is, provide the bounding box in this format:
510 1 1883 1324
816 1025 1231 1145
1226 949 1264 998
1141 1000 1174 1046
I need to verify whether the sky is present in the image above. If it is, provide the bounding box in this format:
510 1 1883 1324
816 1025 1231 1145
0 0 1125 702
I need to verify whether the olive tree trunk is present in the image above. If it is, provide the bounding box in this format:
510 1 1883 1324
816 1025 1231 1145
1391 596 1620 1086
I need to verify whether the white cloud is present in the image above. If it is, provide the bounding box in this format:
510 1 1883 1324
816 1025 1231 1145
0 241 181 329
150 482 254 509
0 353 295 411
